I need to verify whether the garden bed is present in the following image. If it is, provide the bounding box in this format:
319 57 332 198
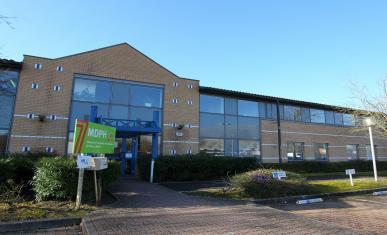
185 176 387 200
0 201 94 222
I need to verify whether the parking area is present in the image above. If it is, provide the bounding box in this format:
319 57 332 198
269 194 387 234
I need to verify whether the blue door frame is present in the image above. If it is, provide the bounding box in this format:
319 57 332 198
90 106 160 176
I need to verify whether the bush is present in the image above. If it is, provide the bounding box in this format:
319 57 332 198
262 160 387 173
0 154 42 185
137 154 259 182
32 157 120 201
230 169 314 198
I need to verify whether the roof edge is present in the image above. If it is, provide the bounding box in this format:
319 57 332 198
199 86 355 112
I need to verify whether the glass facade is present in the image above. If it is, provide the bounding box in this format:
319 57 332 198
0 70 19 153
69 75 163 153
199 94 262 158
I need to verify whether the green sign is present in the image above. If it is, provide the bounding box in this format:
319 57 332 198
72 119 116 154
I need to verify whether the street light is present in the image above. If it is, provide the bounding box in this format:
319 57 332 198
364 117 378 182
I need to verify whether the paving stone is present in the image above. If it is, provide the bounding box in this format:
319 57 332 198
82 177 359 234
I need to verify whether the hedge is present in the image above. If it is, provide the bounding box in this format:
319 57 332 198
0 153 47 186
32 157 121 201
137 154 259 181
137 155 387 182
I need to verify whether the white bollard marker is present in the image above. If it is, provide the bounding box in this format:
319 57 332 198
150 159 155 183
373 191 387 196
296 198 324 205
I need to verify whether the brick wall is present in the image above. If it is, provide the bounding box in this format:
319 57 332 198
9 43 200 155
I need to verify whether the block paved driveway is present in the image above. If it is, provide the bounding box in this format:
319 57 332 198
269 194 387 234
82 177 360 235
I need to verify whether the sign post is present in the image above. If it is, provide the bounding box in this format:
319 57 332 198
73 119 116 209
345 169 356 186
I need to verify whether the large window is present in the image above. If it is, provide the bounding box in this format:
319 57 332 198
200 95 224 114
287 142 304 161
0 70 19 95
239 140 260 157
225 98 237 115
238 100 259 117
343 114 355 126
131 85 162 108
0 95 14 128
315 143 329 161
346 145 358 160
334 112 343 125
238 117 260 139
199 138 224 156
310 109 325 124
70 75 163 131
199 113 224 138
301 108 310 122
0 69 19 154
284 105 301 121
225 115 237 138
225 139 238 157
325 111 335 125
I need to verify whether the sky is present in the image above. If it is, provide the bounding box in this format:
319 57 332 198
1 0 386 107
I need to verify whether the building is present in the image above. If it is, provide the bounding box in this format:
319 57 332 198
0 43 385 162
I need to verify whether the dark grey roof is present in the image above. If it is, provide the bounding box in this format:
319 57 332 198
0 59 22 70
199 86 353 111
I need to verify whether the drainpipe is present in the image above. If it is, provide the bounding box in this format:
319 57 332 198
276 100 282 164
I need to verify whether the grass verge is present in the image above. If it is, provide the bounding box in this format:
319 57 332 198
185 177 387 200
0 201 95 222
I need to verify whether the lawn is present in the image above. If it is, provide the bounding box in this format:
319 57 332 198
302 170 387 179
0 201 95 222
185 177 387 200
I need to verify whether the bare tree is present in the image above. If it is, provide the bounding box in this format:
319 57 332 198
0 15 16 29
346 79 387 137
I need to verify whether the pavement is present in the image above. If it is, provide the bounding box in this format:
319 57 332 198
2 225 81 235
269 194 387 234
81 177 360 234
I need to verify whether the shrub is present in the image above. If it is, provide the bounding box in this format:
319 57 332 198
32 157 120 201
137 154 259 182
230 169 314 198
0 154 42 185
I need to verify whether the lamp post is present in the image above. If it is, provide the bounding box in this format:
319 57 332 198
364 118 378 182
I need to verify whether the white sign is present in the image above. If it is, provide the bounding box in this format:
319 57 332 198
272 171 287 180
345 169 356 175
77 155 92 169
90 157 108 171
176 131 183 137
345 169 356 186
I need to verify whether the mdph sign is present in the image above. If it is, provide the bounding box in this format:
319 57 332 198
72 120 116 154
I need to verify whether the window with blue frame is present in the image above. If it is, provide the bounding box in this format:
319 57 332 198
70 75 163 131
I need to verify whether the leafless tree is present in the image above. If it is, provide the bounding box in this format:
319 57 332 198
0 15 16 29
346 79 387 137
